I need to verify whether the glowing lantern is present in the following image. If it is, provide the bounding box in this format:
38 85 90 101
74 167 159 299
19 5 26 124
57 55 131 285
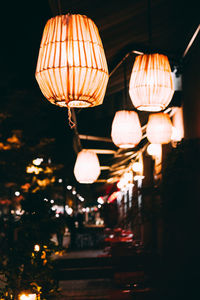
147 143 162 157
74 149 100 183
146 113 172 144
111 110 142 148
171 107 184 142
34 244 40 252
19 294 37 300
36 14 108 108
129 53 174 111
132 162 143 173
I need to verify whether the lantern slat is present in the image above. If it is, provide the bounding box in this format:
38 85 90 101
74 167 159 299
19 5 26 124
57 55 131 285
36 14 109 108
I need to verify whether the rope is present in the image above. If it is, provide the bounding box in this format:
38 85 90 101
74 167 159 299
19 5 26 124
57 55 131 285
67 107 76 129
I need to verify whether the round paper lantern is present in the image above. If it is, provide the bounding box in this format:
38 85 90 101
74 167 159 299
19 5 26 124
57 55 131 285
36 14 109 108
129 53 174 111
132 162 143 173
146 113 172 144
171 107 184 142
74 149 100 183
111 110 142 148
147 143 162 157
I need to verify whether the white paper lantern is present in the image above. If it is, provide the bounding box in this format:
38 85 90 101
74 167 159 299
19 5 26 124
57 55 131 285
36 14 108 108
111 110 142 148
147 143 162 157
146 113 172 144
74 149 100 183
129 53 174 111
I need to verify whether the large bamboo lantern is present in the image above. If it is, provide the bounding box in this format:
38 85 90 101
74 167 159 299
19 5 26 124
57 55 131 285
129 53 174 111
146 113 172 144
111 110 142 148
74 149 100 183
35 14 109 108
171 107 184 142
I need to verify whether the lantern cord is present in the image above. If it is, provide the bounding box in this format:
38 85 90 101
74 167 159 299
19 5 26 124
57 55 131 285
109 50 143 78
67 107 76 129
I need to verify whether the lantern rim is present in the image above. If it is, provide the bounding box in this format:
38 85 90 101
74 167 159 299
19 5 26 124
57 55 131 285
48 98 99 108
118 143 137 148
136 104 165 111
68 100 93 108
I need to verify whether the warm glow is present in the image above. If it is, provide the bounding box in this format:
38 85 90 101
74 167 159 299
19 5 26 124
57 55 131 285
66 207 73 215
117 172 133 190
146 113 172 144
171 107 184 142
74 149 100 183
26 165 42 175
107 191 120 203
134 175 145 181
132 162 143 173
36 14 109 108
129 53 174 111
147 143 162 157
34 244 40 252
111 110 142 148
97 197 104 204
19 294 36 300
32 158 43 166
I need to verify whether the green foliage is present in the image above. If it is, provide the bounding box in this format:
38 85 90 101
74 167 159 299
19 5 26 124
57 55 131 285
0 192 61 299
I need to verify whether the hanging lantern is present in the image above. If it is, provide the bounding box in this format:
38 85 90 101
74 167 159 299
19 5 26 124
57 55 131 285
132 162 143 173
146 113 172 144
19 294 37 300
74 149 100 183
35 14 109 108
171 107 184 142
129 53 174 111
111 110 142 148
147 143 162 157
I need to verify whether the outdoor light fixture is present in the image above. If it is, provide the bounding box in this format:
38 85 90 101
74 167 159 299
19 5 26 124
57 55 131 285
35 14 108 111
147 143 162 157
74 149 100 183
111 110 142 148
129 53 174 111
146 113 172 144
19 294 37 300
132 162 143 173
34 244 40 252
32 158 43 166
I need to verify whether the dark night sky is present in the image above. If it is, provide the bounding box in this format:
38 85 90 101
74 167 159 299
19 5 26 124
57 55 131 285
0 1 75 163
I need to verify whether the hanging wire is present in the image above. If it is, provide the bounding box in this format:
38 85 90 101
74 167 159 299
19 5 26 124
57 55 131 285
109 50 144 78
67 107 76 129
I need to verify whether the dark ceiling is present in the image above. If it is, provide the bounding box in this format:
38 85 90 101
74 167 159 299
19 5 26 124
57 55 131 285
0 0 199 196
